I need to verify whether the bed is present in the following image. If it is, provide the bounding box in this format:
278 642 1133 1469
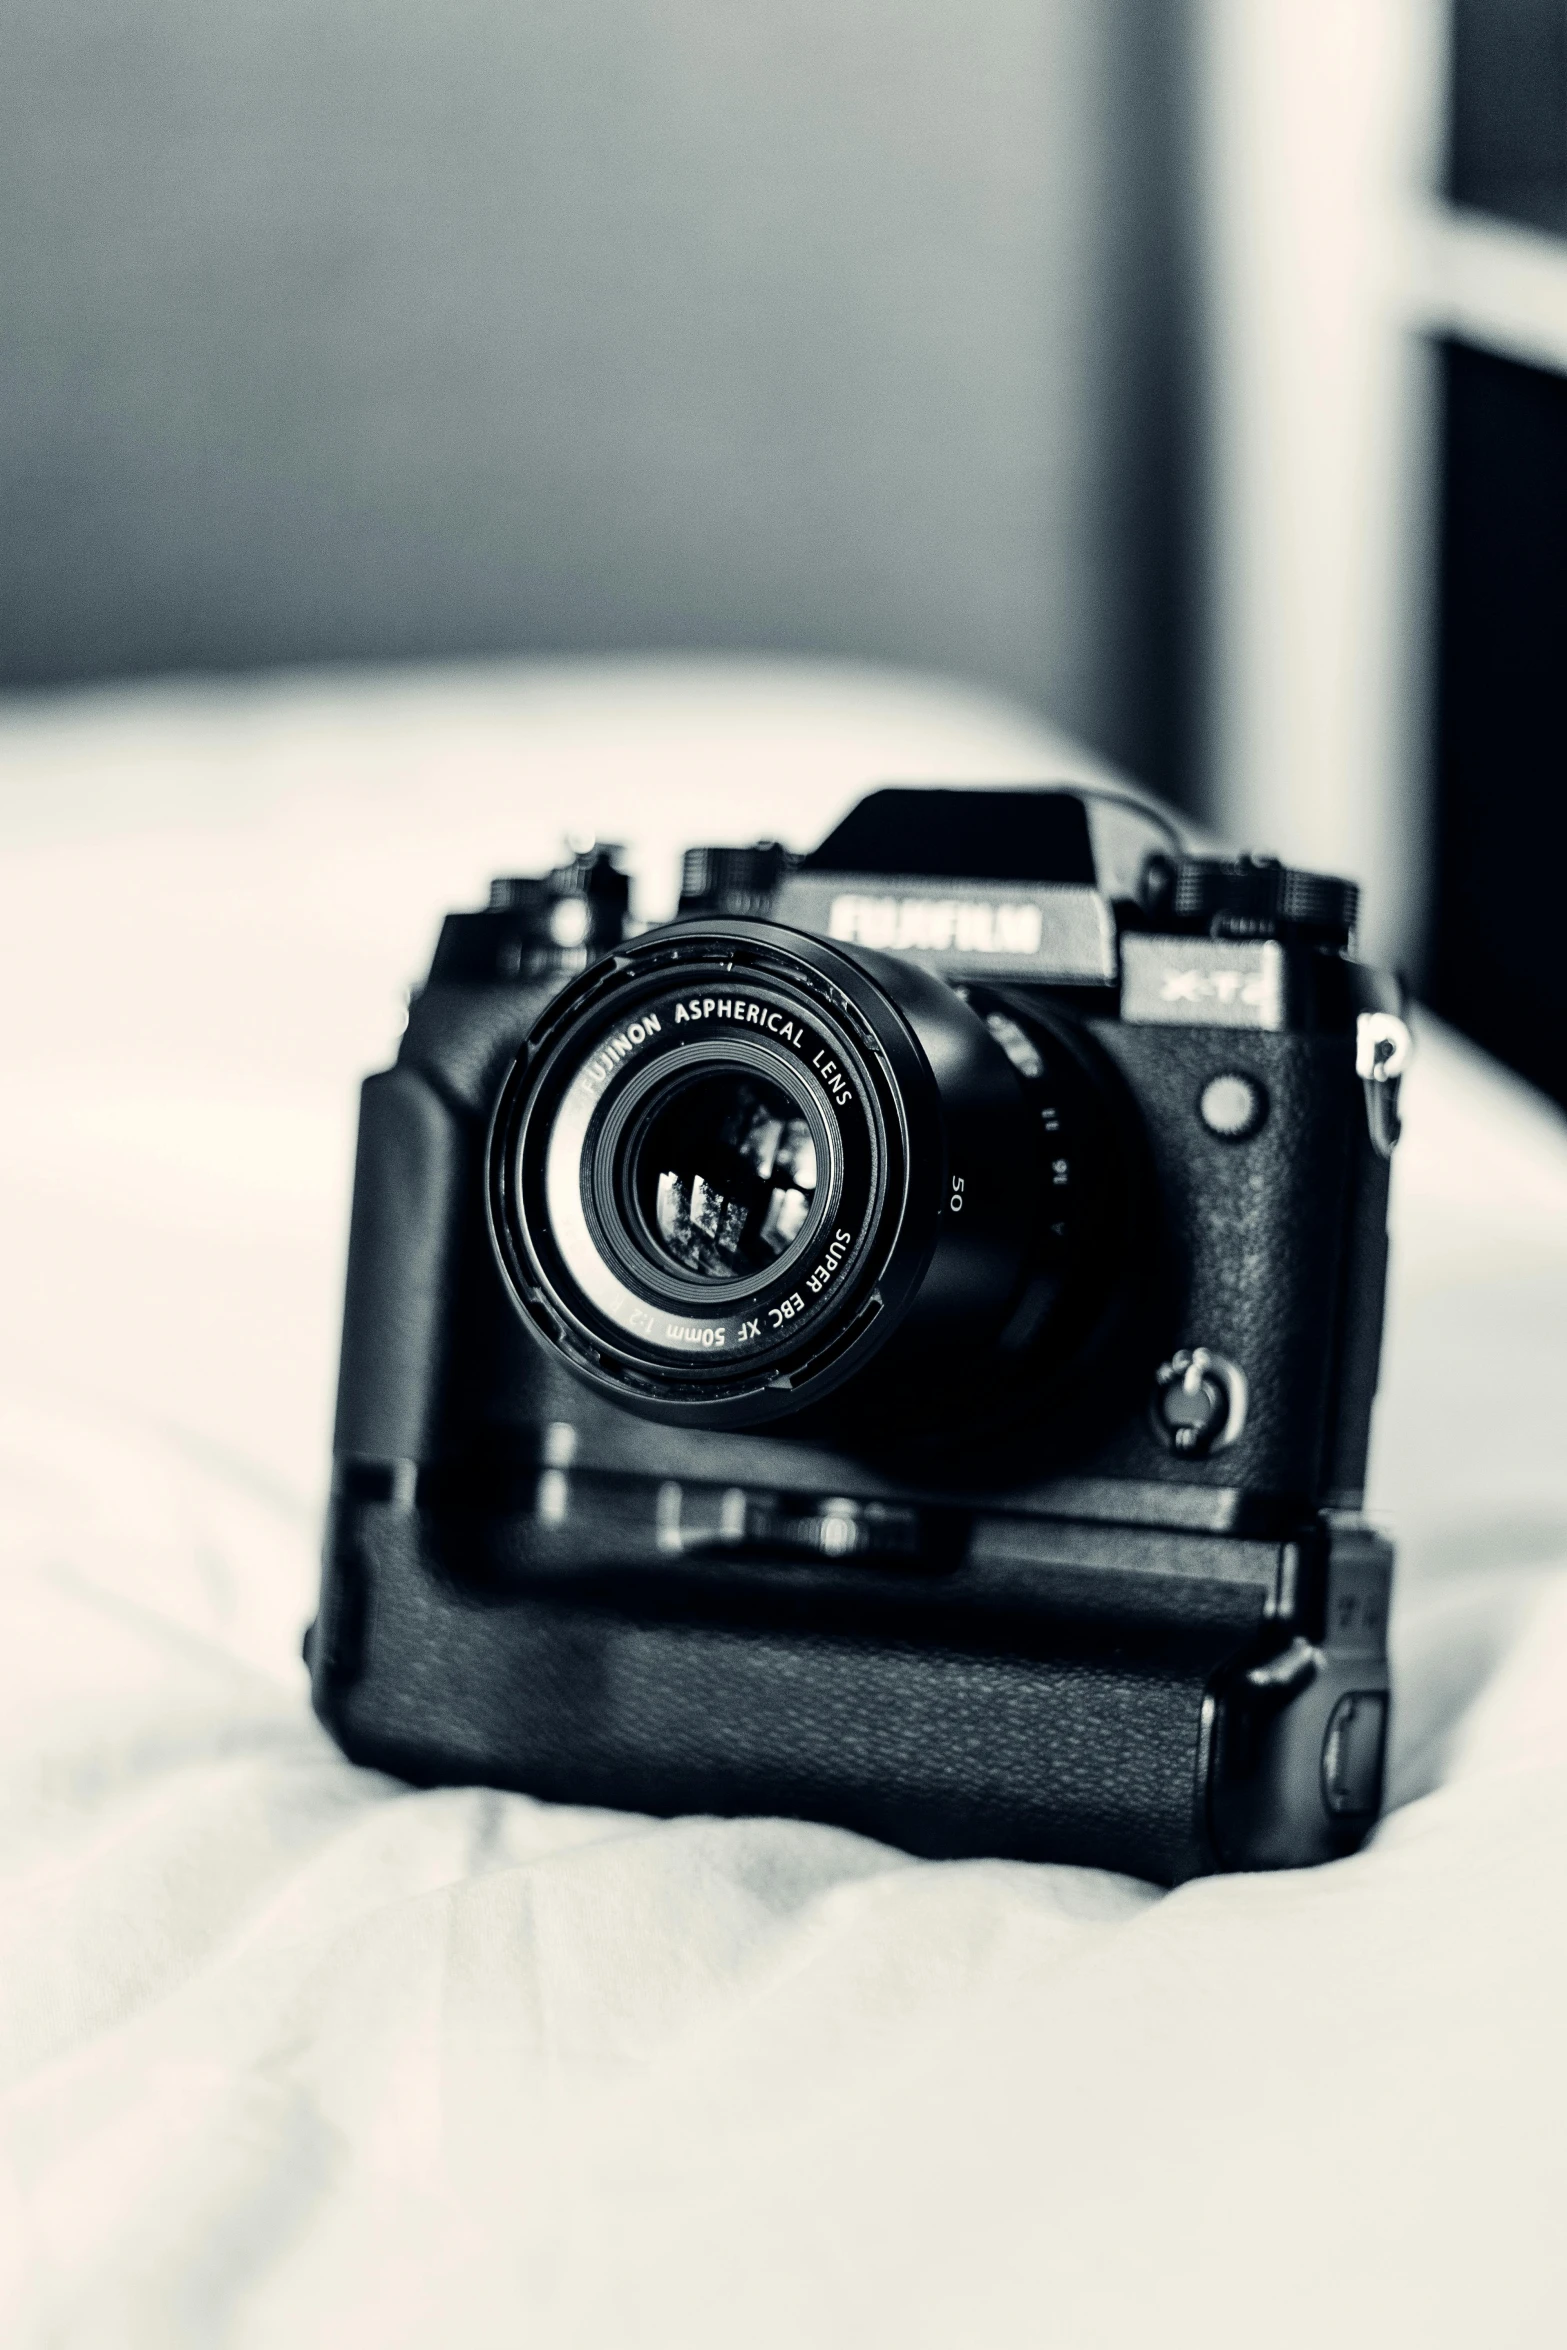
3 660 1564 2345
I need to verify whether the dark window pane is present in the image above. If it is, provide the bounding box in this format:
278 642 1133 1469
1429 340 1567 1111
1448 0 1567 235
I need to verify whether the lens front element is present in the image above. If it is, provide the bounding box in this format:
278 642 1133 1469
630 1065 819 1282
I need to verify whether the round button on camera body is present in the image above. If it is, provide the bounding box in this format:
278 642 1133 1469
1199 1072 1267 1141
1151 1347 1248 1457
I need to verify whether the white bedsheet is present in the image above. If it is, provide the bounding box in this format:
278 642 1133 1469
2 662 1564 2347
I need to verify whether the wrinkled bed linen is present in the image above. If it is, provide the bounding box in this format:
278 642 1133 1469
1 663 1564 2348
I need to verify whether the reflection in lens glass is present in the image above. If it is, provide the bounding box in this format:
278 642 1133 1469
634 1069 818 1281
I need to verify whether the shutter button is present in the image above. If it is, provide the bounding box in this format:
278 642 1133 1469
1151 1347 1248 1457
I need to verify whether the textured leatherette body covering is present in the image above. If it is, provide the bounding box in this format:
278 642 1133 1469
317 956 1392 1883
315 1499 1298 1884
1083 1021 1384 1509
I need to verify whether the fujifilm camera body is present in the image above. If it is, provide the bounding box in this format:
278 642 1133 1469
310 785 1407 1882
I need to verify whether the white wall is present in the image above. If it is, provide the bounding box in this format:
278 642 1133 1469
0 1 1187 788
1196 0 1448 966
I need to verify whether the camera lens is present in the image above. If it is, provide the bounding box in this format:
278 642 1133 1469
488 921 1100 1429
626 1065 821 1283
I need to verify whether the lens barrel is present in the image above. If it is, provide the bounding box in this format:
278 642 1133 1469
488 920 1072 1428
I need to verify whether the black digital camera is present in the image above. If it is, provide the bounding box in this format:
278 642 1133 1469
310 784 1408 1882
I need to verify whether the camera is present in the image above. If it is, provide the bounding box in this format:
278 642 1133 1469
310 784 1407 1882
